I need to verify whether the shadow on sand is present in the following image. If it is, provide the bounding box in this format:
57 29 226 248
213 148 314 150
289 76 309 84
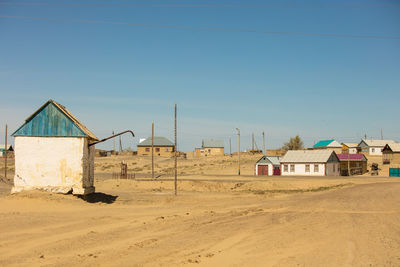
77 192 118 204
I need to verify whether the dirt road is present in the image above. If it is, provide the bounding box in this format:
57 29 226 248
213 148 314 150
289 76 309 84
0 180 399 266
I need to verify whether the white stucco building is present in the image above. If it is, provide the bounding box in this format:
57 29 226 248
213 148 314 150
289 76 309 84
358 139 397 156
11 100 99 195
255 156 281 176
280 150 340 176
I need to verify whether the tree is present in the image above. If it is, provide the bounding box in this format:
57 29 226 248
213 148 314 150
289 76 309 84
282 135 304 151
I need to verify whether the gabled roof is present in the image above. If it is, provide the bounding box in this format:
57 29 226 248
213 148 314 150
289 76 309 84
313 140 341 148
358 139 397 147
137 136 174 147
12 100 98 141
342 142 359 148
383 143 400 153
202 139 224 148
337 154 367 161
256 156 281 165
281 150 339 163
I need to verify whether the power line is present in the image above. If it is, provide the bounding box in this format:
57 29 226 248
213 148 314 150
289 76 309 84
1 2 399 8
1 15 399 40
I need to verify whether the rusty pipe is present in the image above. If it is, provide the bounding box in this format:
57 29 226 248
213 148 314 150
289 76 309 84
89 130 135 147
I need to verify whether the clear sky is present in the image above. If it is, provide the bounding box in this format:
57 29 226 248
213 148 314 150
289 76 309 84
1 0 399 152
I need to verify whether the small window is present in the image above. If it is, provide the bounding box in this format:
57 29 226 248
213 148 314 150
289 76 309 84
372 148 375 153
155 148 160 152
165 148 169 152
290 165 295 172
314 164 319 172
145 148 150 152
284 165 288 172
305 164 310 172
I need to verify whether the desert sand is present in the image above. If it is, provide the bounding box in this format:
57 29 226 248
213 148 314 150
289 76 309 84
0 154 400 266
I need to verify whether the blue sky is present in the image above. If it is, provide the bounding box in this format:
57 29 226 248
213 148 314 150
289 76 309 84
1 0 399 152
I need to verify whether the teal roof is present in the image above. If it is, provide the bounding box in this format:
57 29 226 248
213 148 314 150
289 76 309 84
12 100 98 140
137 136 174 147
313 140 334 148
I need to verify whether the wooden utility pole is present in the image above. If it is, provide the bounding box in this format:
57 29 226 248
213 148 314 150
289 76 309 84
112 130 115 152
236 128 240 175
251 133 254 151
174 104 178 195
152 122 154 179
4 124 7 181
229 138 232 156
348 153 351 176
262 131 266 155
119 135 122 153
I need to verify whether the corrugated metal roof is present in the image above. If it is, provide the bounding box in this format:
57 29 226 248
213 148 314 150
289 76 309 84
360 139 397 147
337 154 367 161
12 100 98 141
202 139 224 148
342 142 359 148
257 156 281 165
281 150 337 163
313 140 341 148
137 136 174 147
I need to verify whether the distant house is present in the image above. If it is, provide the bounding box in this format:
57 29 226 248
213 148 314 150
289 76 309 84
312 140 342 153
195 139 224 157
337 153 368 176
255 156 281 176
137 136 174 157
11 99 98 195
382 143 400 165
357 139 397 156
280 150 340 176
0 145 13 157
341 142 359 154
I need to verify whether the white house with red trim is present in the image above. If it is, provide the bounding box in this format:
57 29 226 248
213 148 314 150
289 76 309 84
280 150 340 176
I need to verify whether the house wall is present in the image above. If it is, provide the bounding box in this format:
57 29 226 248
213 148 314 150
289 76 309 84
255 163 274 176
137 146 174 157
195 147 224 157
281 163 327 176
326 162 341 176
369 146 384 156
12 136 94 195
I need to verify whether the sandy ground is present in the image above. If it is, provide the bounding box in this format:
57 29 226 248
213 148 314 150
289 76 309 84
1 176 400 266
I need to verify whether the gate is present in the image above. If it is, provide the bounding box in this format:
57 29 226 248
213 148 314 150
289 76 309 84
389 168 400 177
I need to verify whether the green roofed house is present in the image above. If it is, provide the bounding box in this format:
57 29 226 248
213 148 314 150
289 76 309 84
11 99 99 195
312 140 342 154
137 136 175 157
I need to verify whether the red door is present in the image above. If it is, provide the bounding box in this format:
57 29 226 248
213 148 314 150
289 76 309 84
258 165 268 176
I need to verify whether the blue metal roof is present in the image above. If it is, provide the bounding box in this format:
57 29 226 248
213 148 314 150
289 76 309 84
313 140 334 148
12 100 90 138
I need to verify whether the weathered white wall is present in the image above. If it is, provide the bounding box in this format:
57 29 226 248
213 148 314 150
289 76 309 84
281 163 341 176
12 137 95 194
369 147 383 155
281 163 325 176
349 148 358 154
